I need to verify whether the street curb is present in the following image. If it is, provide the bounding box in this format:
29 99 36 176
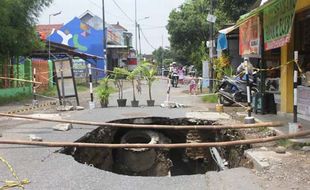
6 101 57 114
254 117 310 144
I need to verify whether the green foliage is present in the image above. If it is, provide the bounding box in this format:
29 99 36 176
0 0 53 59
167 0 256 72
276 139 293 148
202 94 218 103
138 62 157 100
213 53 233 89
127 66 142 101
96 77 113 106
0 93 32 105
112 67 130 99
152 47 174 67
76 84 89 92
38 86 57 97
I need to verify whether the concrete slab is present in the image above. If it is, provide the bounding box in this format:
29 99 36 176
245 149 291 171
205 167 264 190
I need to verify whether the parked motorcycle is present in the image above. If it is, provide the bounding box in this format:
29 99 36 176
171 73 179 87
217 75 258 106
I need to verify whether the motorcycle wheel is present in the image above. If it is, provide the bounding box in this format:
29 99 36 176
219 94 234 106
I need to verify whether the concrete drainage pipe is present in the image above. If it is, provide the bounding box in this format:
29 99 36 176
120 130 159 172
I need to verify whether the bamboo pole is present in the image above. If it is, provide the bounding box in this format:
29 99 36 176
0 77 42 84
0 113 284 130
0 130 309 149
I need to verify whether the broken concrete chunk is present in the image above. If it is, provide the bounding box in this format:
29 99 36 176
29 134 43 142
56 106 74 111
260 147 268 151
301 146 310 152
75 106 85 110
53 123 73 131
275 146 286 154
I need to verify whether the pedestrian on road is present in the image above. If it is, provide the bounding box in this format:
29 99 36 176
189 76 196 95
178 66 184 85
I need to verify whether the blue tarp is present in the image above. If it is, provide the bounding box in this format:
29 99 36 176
217 33 228 51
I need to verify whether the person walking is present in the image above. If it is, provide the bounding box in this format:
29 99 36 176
178 66 184 85
189 76 197 95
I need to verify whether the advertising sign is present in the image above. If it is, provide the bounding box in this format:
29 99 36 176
263 0 297 50
53 58 79 105
239 15 261 57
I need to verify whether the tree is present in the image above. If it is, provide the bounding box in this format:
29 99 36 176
167 0 256 72
0 0 53 60
152 47 174 67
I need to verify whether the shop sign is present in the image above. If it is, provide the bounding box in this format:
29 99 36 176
239 15 261 57
263 0 297 50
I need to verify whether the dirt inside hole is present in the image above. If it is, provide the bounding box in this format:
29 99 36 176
60 117 251 176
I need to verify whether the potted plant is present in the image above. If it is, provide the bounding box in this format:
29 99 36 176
113 67 130 107
96 77 112 108
127 67 141 107
140 62 157 106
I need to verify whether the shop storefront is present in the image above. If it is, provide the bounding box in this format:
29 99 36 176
293 2 310 120
219 0 310 118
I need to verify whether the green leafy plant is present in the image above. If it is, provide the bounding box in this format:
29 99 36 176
139 62 157 101
112 67 130 100
213 53 233 89
96 77 113 107
202 94 218 103
127 66 141 102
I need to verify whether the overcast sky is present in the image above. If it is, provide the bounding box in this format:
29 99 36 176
38 0 185 54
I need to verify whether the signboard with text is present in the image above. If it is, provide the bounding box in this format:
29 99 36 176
263 0 297 50
239 15 261 57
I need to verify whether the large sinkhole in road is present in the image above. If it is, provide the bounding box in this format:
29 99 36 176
61 117 249 176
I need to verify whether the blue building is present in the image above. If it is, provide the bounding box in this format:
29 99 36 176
48 10 133 77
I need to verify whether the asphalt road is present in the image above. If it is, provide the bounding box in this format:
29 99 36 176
0 79 265 190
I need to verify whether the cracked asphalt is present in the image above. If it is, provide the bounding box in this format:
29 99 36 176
0 79 266 190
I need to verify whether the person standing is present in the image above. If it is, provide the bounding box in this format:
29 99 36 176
178 66 184 85
189 76 197 95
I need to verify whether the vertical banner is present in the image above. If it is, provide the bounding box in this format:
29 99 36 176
239 15 261 58
263 0 297 50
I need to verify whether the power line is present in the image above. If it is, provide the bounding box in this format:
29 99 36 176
140 27 156 50
86 0 130 23
111 0 135 23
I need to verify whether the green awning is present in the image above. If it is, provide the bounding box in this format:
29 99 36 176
236 0 277 27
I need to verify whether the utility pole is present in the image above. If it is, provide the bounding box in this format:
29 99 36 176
48 11 61 60
135 0 138 62
102 0 107 74
209 0 214 92
161 35 164 73
138 24 141 57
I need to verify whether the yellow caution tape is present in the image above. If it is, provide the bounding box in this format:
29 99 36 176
0 156 30 190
